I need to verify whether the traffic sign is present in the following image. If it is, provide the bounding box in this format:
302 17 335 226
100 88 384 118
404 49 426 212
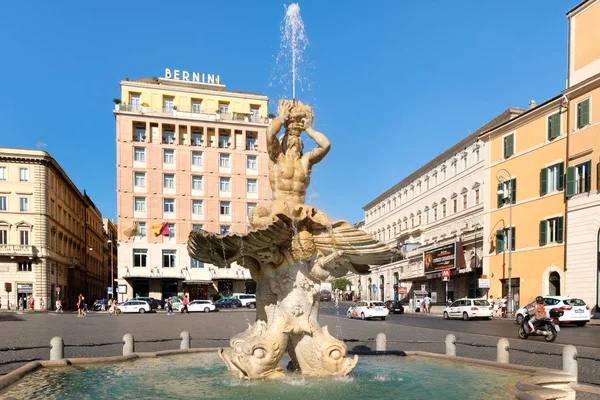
107 287 113 294
478 279 490 288
397 287 407 294
441 269 451 281
55 286 61 293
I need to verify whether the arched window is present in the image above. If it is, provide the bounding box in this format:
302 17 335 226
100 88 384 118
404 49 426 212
549 272 561 296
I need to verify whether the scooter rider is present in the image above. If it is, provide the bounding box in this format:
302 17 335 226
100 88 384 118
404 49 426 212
528 296 546 333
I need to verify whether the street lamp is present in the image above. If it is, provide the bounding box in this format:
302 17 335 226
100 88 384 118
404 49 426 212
496 168 513 316
107 239 115 299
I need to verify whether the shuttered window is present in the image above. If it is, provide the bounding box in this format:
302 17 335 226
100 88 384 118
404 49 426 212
577 99 590 129
566 161 592 197
503 134 515 159
539 217 564 246
495 228 516 254
547 112 561 140
497 179 516 208
540 163 564 196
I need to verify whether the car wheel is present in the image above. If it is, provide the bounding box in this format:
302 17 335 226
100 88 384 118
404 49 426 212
462 312 469 321
204 307 210 313
381 317 386 321
443 312 449 320
576 322 587 327
139 308 146 314
248 303 256 309
347 312 352 319
159 305 163 310
516 314 524 325
361 313 366 320
232 304 238 309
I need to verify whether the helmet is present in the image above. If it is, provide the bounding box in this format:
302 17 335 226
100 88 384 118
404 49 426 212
535 296 543 304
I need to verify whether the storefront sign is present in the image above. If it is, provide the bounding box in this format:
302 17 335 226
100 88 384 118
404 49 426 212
5 283 12 292
397 287 407 294
478 279 490 288
424 243 456 274
164 68 221 85
17 283 33 294
118 285 127 294
441 269 451 281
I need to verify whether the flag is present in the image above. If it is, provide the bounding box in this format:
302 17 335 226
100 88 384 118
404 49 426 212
456 240 466 269
124 222 138 239
152 223 163 237
160 222 171 236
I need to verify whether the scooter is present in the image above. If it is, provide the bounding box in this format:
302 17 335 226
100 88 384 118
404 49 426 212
518 309 562 342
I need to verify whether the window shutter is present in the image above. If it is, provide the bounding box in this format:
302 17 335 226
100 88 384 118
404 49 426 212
557 217 564 243
585 161 591 192
511 227 516 250
549 113 561 140
578 100 590 129
540 168 548 196
539 220 547 246
504 135 514 158
511 178 517 204
558 163 565 191
497 183 503 208
496 230 504 254
566 166 577 197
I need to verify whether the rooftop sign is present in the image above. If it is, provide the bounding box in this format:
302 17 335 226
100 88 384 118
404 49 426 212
164 68 221 85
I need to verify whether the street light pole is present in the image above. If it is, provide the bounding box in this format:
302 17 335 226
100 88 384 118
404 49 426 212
108 239 114 299
496 169 513 317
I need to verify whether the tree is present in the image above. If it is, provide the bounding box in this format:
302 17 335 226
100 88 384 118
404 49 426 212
331 278 351 292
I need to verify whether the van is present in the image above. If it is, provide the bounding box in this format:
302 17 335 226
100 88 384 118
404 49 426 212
231 293 256 308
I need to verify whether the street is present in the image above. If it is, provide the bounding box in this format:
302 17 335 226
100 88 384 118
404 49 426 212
1 306 600 388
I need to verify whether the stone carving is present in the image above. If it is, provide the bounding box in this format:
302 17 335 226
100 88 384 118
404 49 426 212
188 100 401 379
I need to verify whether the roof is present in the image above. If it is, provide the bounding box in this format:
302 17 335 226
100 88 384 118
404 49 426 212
566 0 594 15
362 107 525 211
123 77 267 97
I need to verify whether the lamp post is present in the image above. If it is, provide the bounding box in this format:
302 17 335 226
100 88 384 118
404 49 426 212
496 169 513 316
107 239 114 300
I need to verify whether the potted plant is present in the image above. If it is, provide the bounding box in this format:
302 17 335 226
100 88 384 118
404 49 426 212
113 98 121 111
141 102 149 114
215 109 221 120
268 113 276 123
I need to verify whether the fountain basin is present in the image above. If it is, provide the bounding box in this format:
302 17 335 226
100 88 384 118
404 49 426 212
0 349 564 400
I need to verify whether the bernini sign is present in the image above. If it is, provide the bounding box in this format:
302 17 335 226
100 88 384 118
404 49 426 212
164 68 221 85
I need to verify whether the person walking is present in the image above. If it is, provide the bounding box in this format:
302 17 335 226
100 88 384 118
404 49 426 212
101 298 107 312
181 295 189 314
39 297 44 310
167 297 173 316
29 296 35 311
423 294 432 314
56 299 62 313
18 297 24 311
111 299 118 316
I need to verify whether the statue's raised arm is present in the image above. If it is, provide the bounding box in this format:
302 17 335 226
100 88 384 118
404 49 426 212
302 115 330 167
266 101 293 162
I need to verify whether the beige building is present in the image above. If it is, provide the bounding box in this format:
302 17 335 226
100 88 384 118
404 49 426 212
0 149 109 310
114 70 272 301
103 218 118 298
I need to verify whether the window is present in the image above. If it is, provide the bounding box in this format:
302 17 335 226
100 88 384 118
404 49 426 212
168 223 175 238
539 217 564 246
566 161 591 197
133 128 145 142
540 163 564 196
19 168 29 182
476 149 480 163
163 149 175 164
0 229 7 244
220 201 230 215
134 147 146 161
192 175 203 190
219 134 230 148
577 99 590 129
219 103 229 114
192 200 203 215
247 203 256 217
192 224 203 231
452 199 457 213
162 250 177 268
191 100 202 113
503 133 515 159
418 215 422 225
496 179 517 208
134 197 146 212
463 194 467 210
20 230 29 245
191 133 203 146
19 197 29 212
163 131 175 145
133 249 148 267
247 179 257 193
130 93 140 110
463 157 468 170
495 227 516 254
0 196 6 211
134 172 146 187
246 137 257 151
163 174 175 189
191 151 203 166
442 169 446 180
453 163 457 175
547 112 561 141
18 262 32 272
425 178 429 190
250 106 260 123
220 225 230 235
219 153 230 168
0 166 6 180
163 97 174 113
191 258 204 268
442 204 446 218
164 199 175 213
220 177 231 192
433 207 438 221
247 155 257 170
475 189 480 204
138 222 146 238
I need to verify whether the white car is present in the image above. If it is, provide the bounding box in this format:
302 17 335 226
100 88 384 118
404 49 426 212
188 300 216 313
117 300 151 314
515 296 591 326
170 298 184 311
231 293 257 308
443 299 493 320
347 301 389 320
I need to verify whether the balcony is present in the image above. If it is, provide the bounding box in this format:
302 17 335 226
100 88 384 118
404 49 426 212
209 267 250 280
0 244 37 258
115 105 268 125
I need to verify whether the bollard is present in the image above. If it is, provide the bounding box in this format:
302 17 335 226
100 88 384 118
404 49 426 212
123 333 135 356
50 336 64 360
496 338 510 364
180 331 191 350
562 345 578 382
445 334 456 356
376 333 387 352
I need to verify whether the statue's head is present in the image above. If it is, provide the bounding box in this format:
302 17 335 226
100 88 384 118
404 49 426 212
279 99 313 135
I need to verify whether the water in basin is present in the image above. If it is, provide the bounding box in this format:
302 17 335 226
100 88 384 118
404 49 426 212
2 353 525 400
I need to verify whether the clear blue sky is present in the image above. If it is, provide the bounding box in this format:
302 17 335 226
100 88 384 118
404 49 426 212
0 1 579 224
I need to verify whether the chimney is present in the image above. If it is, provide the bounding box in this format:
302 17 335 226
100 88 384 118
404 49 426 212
528 100 536 110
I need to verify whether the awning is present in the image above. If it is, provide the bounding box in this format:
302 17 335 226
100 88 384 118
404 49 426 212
184 280 212 285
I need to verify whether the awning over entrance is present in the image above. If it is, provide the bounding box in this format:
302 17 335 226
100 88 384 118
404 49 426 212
184 280 212 285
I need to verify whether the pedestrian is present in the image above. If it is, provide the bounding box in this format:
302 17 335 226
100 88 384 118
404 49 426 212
409 297 414 313
112 299 118 316
29 296 35 311
423 294 432 313
501 296 508 318
492 295 500 318
101 298 107 312
513 292 520 310
181 295 189 314
18 297 24 311
55 299 62 313
167 297 173 316
39 297 44 310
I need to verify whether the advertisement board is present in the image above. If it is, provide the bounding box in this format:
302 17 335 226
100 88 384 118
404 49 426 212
424 243 456 274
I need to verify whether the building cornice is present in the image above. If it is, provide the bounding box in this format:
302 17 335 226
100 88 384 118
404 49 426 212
120 81 269 101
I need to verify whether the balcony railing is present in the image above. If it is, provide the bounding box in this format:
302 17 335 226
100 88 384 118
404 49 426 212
116 105 268 125
0 244 36 257
209 267 250 280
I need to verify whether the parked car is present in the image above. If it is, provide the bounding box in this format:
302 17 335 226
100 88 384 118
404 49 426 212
384 300 404 314
443 299 493 320
347 301 389 320
156 299 166 310
133 297 158 310
215 298 242 309
91 300 105 311
231 293 257 308
320 290 332 301
117 300 151 314
187 300 217 313
169 297 184 311
515 296 591 326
